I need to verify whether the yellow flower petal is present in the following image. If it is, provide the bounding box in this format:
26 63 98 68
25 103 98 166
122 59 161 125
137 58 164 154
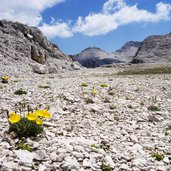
34 110 44 117
8 112 21 123
26 113 37 121
36 118 43 125
42 110 51 119
2 76 9 81
92 89 97 95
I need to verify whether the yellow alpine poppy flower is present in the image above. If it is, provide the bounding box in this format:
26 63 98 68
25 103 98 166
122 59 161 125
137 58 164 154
26 112 37 121
2 76 9 81
36 118 43 125
92 89 97 95
8 112 21 123
42 110 51 119
34 110 44 117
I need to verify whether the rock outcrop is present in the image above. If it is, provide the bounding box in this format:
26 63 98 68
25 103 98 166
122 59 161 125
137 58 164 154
132 34 171 63
72 41 141 68
0 20 79 75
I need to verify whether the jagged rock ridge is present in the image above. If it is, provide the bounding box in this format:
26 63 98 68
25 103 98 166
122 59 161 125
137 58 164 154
0 20 79 75
132 34 171 63
72 41 141 68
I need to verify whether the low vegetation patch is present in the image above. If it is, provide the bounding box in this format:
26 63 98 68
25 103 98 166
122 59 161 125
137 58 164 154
14 88 27 95
100 83 109 88
151 153 164 161
147 105 160 111
38 85 51 89
81 82 88 87
16 141 33 152
1 76 9 83
117 67 171 75
85 98 94 104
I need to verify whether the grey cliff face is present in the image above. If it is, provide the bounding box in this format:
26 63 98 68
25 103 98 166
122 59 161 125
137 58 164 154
132 34 171 63
72 42 141 68
0 20 79 75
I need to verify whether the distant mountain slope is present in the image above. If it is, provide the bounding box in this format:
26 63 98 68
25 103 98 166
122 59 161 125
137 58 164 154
72 47 122 68
132 34 171 63
0 20 79 75
72 41 141 68
111 41 141 62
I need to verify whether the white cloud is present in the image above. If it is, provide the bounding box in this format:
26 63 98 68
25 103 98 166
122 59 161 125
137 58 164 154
0 0 171 38
0 0 65 26
74 1 171 36
39 21 73 38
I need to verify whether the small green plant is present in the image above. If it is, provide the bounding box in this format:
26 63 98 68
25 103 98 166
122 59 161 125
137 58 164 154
140 101 144 106
147 105 160 111
103 98 110 103
151 153 164 161
85 98 94 104
81 82 88 87
109 104 116 110
38 85 51 89
16 141 33 152
101 163 113 171
100 83 109 88
1 76 9 83
127 104 133 109
108 90 114 96
14 88 27 95
91 144 100 149
165 131 169 136
92 88 98 96
7 102 51 138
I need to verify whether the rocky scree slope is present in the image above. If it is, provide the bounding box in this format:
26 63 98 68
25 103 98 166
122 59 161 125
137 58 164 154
0 20 79 75
72 41 141 68
132 34 171 64
0 69 171 170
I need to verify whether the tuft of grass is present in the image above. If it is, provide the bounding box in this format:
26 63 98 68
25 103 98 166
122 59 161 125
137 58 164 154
117 67 171 75
108 90 114 96
16 141 33 152
14 88 27 95
151 153 164 161
38 85 51 89
81 82 88 87
164 131 169 136
140 101 144 106
101 163 113 171
91 144 100 149
100 83 109 88
147 105 160 111
127 104 133 109
103 98 110 103
85 98 94 104
109 104 116 110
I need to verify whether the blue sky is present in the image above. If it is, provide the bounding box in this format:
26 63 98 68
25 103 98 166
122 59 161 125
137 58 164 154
0 0 171 54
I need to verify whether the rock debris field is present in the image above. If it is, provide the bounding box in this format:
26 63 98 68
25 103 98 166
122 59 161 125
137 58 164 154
0 68 171 171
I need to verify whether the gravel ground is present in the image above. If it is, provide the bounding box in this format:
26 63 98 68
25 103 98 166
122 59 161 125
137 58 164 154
0 67 171 171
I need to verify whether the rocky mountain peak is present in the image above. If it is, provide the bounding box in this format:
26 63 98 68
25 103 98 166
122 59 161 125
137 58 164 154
132 34 171 63
116 41 141 53
0 20 80 75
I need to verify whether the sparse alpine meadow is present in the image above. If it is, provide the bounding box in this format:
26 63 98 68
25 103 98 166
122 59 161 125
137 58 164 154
0 65 171 171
